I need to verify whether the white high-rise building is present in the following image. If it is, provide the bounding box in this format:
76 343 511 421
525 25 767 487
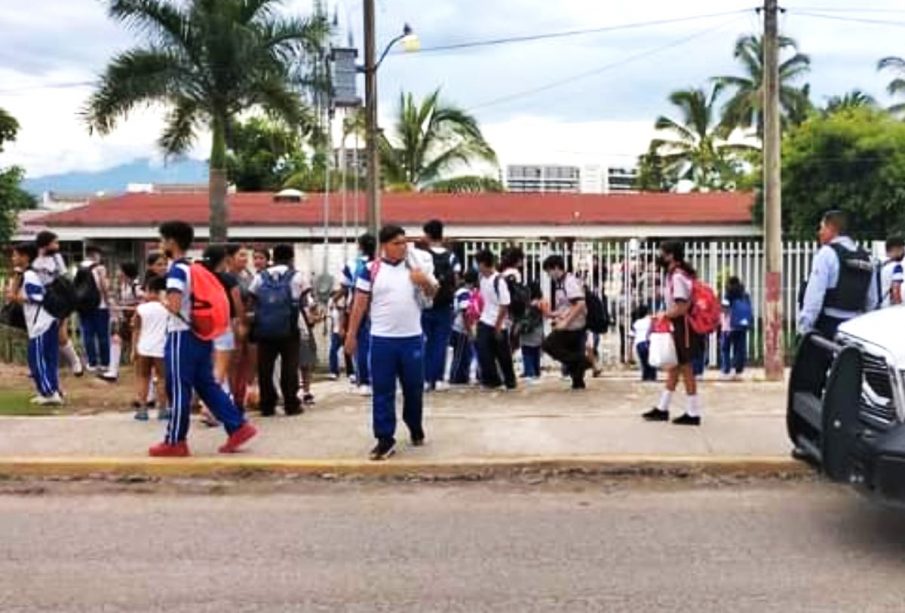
506 164 637 194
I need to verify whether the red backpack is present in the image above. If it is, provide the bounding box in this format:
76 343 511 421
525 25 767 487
188 263 230 341
687 279 721 335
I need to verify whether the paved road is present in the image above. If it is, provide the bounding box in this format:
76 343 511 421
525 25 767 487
2 481 905 612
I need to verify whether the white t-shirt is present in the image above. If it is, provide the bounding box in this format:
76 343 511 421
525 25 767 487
356 259 423 338
479 272 510 328
165 260 192 333
880 259 904 308
631 316 652 348
665 269 693 309
32 253 67 286
553 273 586 331
136 301 169 358
79 260 108 309
452 287 471 334
21 269 56 339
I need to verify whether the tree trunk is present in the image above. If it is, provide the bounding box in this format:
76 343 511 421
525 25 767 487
209 114 229 243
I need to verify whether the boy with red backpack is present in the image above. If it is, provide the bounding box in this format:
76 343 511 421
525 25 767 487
149 221 257 457
642 240 719 426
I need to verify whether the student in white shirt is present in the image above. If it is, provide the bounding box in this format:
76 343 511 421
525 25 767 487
475 249 517 390
629 305 656 382
77 246 112 372
345 225 438 461
131 276 169 421
879 236 904 308
34 230 83 377
8 242 62 405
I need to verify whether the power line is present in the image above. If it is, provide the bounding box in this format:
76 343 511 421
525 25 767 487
410 9 757 55
790 10 905 28
467 14 749 113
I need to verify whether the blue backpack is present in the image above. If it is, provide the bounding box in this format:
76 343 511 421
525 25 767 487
254 269 296 340
729 295 754 330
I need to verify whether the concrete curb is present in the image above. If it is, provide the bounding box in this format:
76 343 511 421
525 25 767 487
0 455 811 480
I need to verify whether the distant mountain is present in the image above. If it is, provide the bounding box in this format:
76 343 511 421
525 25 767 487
22 158 209 195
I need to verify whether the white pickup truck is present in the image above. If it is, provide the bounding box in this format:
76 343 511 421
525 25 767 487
788 306 905 502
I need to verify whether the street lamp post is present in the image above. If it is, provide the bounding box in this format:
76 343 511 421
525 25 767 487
361 6 417 237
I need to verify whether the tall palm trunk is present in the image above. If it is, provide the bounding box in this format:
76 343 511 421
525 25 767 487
209 113 229 243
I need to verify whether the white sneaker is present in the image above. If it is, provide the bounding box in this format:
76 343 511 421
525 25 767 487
29 394 42 404
358 385 372 397
435 381 450 392
327 373 339 381
35 392 63 406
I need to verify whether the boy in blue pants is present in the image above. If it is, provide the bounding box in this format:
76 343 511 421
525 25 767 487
149 221 257 457
9 242 63 405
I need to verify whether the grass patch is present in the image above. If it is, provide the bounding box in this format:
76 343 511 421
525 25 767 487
0 390 58 416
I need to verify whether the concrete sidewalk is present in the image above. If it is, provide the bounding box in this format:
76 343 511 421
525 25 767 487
0 375 800 476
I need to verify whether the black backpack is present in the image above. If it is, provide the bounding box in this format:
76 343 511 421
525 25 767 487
0 273 26 330
824 244 874 312
73 264 102 314
585 288 610 334
430 250 456 308
495 274 529 320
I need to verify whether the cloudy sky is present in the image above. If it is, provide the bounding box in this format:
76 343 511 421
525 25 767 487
1 0 904 178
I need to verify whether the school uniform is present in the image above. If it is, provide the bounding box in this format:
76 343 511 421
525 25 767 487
78 259 111 369
163 260 246 444
22 269 60 398
355 258 425 445
342 256 372 387
448 287 475 385
476 272 517 389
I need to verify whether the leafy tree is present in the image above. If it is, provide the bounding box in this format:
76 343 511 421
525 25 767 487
714 34 811 139
84 0 328 241
635 144 675 192
225 116 309 191
650 85 754 191
427 176 504 193
780 107 905 239
824 90 877 115
0 108 36 244
877 56 905 117
379 90 498 191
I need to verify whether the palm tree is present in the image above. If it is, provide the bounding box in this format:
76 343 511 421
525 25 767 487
825 89 877 115
878 56 905 117
379 90 498 191
651 85 754 191
714 34 811 139
84 0 328 241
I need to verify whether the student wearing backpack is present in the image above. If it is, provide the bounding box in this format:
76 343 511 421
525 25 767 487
642 241 705 426
419 220 460 392
75 246 111 373
345 225 438 461
34 231 83 377
541 256 590 390
475 250 518 390
249 244 308 417
341 233 376 395
449 270 480 385
149 221 256 457
7 242 63 406
878 236 904 308
720 276 752 381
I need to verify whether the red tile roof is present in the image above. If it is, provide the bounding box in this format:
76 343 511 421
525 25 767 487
35 191 754 228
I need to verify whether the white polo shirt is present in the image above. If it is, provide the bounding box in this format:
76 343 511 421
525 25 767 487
479 272 510 328
356 259 423 338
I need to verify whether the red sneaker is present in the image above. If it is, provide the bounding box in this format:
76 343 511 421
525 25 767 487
148 441 190 457
218 422 258 454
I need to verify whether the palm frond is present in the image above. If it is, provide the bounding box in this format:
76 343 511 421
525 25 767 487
159 97 200 157
107 0 193 50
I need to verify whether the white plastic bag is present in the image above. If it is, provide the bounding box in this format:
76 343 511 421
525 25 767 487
648 331 678 369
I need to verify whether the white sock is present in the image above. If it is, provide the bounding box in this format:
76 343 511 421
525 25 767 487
147 379 156 404
61 341 81 373
686 395 701 418
657 391 673 412
107 339 121 377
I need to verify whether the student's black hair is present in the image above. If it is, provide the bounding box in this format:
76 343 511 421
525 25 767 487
528 280 543 301
423 219 444 241
635 304 650 319
225 243 244 257
120 261 139 279
85 245 104 257
379 225 405 245
272 244 294 264
659 240 696 277
726 275 745 301
13 241 37 263
358 233 377 258
158 220 195 251
202 244 228 271
253 247 271 261
542 255 565 272
463 269 479 286
474 249 496 268
146 251 165 267
36 231 58 249
501 246 525 271
886 236 905 251
822 210 848 235
146 275 167 293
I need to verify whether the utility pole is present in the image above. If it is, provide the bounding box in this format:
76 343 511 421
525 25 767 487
763 0 784 381
363 0 380 238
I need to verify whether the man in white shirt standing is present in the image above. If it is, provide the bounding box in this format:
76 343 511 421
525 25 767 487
76 246 111 373
345 225 438 461
475 249 517 390
879 236 904 308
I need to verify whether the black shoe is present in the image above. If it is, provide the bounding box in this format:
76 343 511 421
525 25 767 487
571 381 587 390
642 407 670 422
259 409 276 418
285 406 304 417
302 393 315 406
411 430 426 447
369 439 396 461
672 413 701 426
